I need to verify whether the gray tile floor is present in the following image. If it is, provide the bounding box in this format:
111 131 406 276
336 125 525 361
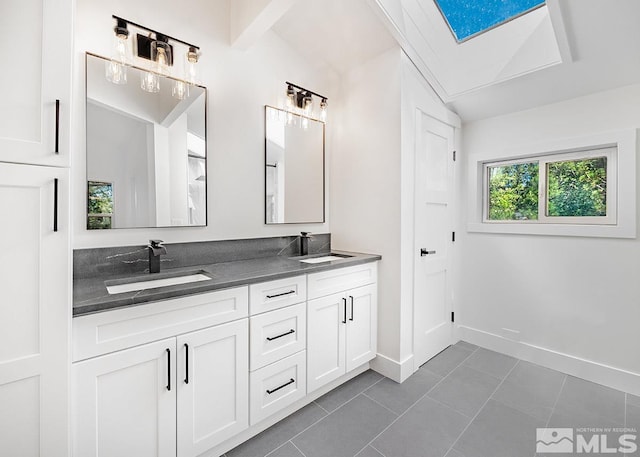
225 342 640 457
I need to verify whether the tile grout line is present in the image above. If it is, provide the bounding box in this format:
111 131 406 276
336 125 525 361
369 443 388 457
545 374 567 428
290 440 308 457
443 359 521 457
354 344 478 456
312 400 330 415
361 392 402 417
276 375 387 454
317 375 385 416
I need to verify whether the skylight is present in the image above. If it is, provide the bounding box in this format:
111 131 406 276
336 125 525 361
434 0 546 42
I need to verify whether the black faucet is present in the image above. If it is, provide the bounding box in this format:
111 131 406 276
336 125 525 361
300 232 312 256
148 239 167 274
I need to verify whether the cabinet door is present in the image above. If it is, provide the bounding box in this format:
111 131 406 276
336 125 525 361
177 319 249 457
346 285 378 372
0 164 70 457
307 293 346 393
73 339 177 457
0 0 72 166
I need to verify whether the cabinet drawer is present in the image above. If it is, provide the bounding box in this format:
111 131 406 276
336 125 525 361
249 276 306 315
250 351 306 425
307 262 377 300
250 303 306 370
73 287 248 361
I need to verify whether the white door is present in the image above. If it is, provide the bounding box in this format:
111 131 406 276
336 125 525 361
73 338 177 457
177 320 249 457
0 163 69 457
0 0 72 166
307 293 346 393
345 285 377 372
413 112 456 368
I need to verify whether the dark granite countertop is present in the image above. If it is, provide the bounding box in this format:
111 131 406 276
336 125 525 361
73 250 381 317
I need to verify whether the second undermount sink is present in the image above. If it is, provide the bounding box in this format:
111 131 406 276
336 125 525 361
105 270 213 295
299 254 352 264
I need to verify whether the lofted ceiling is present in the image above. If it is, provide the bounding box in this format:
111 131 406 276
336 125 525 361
263 0 640 121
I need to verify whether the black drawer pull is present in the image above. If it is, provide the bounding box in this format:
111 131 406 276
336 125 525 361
184 343 189 384
53 178 58 232
266 378 295 395
166 348 171 391
349 296 354 321
342 297 347 324
420 248 436 256
266 329 295 341
266 290 296 299
55 99 60 154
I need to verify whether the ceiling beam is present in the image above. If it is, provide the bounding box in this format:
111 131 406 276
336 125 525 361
230 0 299 50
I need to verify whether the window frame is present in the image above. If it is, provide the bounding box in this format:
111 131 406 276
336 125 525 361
467 129 636 239
482 147 617 225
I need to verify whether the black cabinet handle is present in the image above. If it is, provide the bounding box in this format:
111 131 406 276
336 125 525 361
53 178 58 232
342 297 347 324
184 344 189 384
266 378 295 395
266 329 295 341
55 99 60 154
349 296 354 321
266 290 296 299
420 248 436 256
166 348 171 391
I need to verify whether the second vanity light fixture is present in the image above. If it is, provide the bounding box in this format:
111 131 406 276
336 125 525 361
105 15 201 100
285 82 328 123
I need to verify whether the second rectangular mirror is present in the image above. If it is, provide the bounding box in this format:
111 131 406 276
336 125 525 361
265 106 325 224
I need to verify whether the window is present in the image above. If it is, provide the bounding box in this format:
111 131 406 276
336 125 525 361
87 181 114 229
434 0 545 42
484 147 616 225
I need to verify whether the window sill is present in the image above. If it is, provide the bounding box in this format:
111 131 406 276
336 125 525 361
467 221 635 238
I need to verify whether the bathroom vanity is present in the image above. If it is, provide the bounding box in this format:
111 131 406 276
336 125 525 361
71 245 379 457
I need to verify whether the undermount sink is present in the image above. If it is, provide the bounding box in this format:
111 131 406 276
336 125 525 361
299 254 352 264
105 271 213 295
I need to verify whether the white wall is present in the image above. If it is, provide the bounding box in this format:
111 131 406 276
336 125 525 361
73 0 337 248
331 47 403 365
457 83 640 394
332 48 458 381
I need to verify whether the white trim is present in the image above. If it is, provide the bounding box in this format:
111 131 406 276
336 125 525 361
468 129 637 238
457 325 640 397
370 353 415 383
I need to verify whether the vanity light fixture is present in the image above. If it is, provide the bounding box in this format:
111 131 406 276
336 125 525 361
284 82 328 123
107 15 201 99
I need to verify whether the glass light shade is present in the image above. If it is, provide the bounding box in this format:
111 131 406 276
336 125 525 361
186 47 199 85
320 99 328 122
173 80 189 100
141 71 160 93
105 33 130 84
152 41 171 76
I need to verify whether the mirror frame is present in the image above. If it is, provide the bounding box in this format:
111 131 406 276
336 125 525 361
264 105 326 225
85 52 208 229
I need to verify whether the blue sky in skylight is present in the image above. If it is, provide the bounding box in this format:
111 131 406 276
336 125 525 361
434 0 545 42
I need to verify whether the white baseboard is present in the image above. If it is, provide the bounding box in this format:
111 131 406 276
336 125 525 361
370 353 414 383
457 325 640 397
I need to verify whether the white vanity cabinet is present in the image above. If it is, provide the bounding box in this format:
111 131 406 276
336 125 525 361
307 263 378 393
72 288 249 457
0 163 70 457
248 276 307 425
0 0 72 166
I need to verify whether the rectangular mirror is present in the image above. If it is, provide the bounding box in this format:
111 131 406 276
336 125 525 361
86 53 207 229
265 106 325 224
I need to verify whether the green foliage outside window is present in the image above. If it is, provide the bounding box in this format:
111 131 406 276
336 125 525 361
87 181 113 229
547 158 607 217
488 162 539 220
487 157 608 221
